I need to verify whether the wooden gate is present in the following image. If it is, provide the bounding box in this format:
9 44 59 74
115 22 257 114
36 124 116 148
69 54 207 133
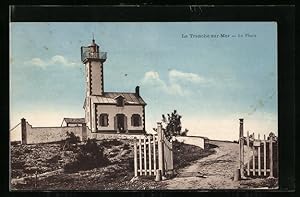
133 122 173 177
163 132 174 174
238 119 278 178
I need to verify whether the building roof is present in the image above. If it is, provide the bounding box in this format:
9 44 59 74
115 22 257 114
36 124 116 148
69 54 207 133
62 118 85 124
83 92 146 109
92 92 146 106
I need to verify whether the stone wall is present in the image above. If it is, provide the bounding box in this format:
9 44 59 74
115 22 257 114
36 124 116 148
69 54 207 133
22 119 86 144
21 118 143 144
175 136 209 150
20 119 209 151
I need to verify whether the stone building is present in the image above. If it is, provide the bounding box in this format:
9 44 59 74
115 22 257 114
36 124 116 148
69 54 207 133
81 39 146 134
61 118 85 127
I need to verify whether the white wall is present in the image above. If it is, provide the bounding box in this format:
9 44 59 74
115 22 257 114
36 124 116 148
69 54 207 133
84 97 92 130
85 126 144 140
95 105 144 131
25 122 83 144
175 136 206 149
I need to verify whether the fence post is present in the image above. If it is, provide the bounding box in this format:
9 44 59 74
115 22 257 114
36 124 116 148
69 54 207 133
153 134 157 175
246 131 250 146
148 136 152 175
21 118 27 144
139 137 142 176
134 137 138 177
239 118 244 177
269 134 274 178
252 133 256 176
263 134 267 176
246 130 250 176
157 122 164 176
258 134 261 176
82 123 87 141
170 140 174 175
143 137 147 175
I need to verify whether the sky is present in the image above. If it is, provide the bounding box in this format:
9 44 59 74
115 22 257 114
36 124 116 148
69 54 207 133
10 22 277 141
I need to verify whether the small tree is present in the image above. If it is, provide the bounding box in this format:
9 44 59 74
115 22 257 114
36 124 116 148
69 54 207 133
160 110 188 140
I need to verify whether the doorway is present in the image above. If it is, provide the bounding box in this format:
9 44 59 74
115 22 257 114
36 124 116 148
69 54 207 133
116 114 126 133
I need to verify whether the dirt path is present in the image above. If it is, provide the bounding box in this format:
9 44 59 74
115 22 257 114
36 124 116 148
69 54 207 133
163 140 241 189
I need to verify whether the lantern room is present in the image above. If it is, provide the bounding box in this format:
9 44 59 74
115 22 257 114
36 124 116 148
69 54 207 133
81 39 107 64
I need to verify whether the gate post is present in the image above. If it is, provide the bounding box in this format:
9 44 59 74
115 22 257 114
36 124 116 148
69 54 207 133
269 134 274 178
157 122 164 176
239 118 244 177
21 118 27 144
133 137 138 177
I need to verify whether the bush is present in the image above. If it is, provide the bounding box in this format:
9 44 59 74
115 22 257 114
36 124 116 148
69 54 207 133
62 131 80 151
65 131 80 145
64 139 109 173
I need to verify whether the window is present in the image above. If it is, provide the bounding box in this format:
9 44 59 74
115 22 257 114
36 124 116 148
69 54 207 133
116 97 124 107
99 114 109 127
131 114 141 127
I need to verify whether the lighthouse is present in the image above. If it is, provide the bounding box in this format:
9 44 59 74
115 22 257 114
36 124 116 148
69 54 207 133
81 38 146 134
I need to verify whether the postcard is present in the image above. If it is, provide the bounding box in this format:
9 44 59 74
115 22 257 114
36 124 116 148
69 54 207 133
10 21 278 190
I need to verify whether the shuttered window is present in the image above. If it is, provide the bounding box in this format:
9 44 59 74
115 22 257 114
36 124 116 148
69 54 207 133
131 114 141 127
99 114 109 127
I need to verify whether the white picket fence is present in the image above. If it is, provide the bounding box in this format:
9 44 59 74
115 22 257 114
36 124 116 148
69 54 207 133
133 122 173 177
243 131 277 177
239 119 278 178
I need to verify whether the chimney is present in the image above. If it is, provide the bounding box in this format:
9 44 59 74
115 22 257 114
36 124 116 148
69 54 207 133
135 86 140 97
239 118 244 138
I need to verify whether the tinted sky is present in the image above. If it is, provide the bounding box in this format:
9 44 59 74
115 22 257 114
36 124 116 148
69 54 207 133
10 22 277 141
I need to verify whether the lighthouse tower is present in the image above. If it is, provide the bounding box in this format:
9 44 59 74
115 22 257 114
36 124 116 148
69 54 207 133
81 38 107 130
81 38 107 96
